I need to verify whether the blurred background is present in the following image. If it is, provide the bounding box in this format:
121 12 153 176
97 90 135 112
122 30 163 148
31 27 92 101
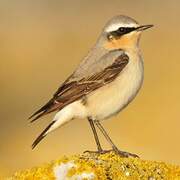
1 0 180 178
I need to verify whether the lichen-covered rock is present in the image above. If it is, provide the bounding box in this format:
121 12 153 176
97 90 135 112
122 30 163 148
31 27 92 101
8 152 180 179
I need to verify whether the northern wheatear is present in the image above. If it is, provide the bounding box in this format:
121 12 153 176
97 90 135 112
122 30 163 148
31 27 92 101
29 15 153 157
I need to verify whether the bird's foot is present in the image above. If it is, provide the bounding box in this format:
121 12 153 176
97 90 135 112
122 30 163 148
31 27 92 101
112 147 139 158
84 149 112 154
84 148 139 158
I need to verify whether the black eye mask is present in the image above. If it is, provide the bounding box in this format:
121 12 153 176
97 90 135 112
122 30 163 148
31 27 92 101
109 27 136 38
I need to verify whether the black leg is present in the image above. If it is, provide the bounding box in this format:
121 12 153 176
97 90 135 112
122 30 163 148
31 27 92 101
88 117 103 152
94 120 117 150
95 120 139 158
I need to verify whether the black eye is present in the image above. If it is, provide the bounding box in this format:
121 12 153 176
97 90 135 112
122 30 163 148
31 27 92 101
118 27 126 33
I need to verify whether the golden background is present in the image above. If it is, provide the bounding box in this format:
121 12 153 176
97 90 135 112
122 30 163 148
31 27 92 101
1 0 180 178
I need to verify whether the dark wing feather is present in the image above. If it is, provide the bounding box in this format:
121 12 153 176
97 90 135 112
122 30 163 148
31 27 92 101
29 53 129 122
29 99 54 121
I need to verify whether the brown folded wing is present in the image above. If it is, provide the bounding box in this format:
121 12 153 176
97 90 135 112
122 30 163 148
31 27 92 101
29 53 129 122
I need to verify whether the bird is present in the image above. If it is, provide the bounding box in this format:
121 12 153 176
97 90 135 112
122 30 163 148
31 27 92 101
29 15 153 157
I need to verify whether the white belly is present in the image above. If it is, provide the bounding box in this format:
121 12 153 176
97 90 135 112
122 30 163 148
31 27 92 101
86 56 144 120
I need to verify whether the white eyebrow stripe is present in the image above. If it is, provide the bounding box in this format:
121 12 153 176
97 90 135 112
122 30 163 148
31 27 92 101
105 23 139 32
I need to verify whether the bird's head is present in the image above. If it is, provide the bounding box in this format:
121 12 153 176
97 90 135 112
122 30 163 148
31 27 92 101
99 15 153 51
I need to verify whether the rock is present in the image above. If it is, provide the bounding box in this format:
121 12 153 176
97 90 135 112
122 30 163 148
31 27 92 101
9 152 180 179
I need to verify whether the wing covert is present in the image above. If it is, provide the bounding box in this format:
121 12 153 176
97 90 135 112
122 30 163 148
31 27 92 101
29 52 129 122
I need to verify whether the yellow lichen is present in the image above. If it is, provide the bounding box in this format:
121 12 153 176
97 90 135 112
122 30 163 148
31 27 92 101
8 152 180 179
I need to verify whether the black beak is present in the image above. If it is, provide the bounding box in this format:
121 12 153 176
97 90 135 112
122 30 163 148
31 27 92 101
136 24 154 31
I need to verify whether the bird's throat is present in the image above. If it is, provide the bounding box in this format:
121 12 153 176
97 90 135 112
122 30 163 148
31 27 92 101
104 33 140 51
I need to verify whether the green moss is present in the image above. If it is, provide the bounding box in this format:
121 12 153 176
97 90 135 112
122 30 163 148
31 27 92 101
9 152 180 179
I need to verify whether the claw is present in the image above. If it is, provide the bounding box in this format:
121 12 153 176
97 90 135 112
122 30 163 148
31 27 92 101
113 147 139 158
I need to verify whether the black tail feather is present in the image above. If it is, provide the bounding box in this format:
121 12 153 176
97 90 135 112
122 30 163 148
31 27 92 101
32 121 55 149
